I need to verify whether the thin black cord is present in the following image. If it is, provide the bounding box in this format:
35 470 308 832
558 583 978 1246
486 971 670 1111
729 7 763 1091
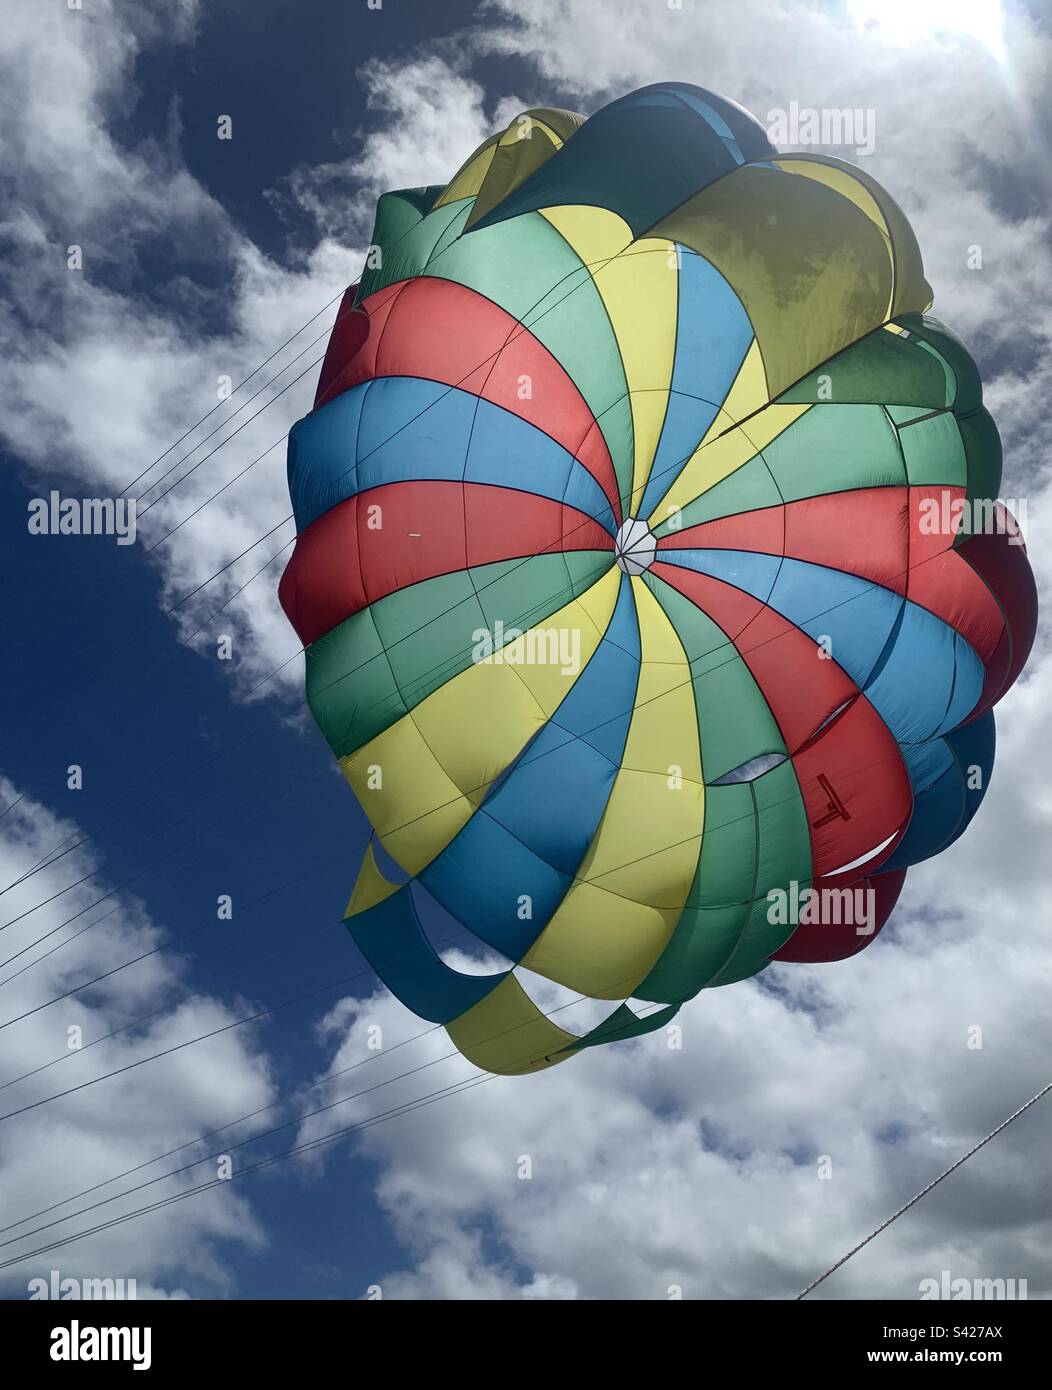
134 325 336 507
796 1079 1052 1298
0 982 671 1270
121 288 346 495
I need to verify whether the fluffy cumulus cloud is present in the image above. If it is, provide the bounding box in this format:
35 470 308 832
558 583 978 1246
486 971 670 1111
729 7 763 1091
0 0 356 692
0 776 276 1297
298 870 1051 1300
479 0 1052 381
0 4 522 698
275 55 522 243
2 0 1050 1298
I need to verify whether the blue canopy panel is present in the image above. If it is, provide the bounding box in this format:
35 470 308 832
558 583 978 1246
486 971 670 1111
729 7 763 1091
660 549 985 742
637 248 755 520
347 883 507 1025
288 377 619 533
418 575 642 961
883 710 996 870
469 82 776 240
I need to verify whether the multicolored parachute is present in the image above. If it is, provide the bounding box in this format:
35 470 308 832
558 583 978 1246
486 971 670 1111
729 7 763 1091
280 84 1037 1074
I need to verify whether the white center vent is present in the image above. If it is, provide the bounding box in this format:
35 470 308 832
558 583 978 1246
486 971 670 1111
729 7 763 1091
614 517 656 576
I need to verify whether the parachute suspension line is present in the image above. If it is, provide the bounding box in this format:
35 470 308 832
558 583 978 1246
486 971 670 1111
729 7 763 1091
796 1078 1052 1299
0 959 374 1122
121 287 347 496
0 298 358 892
0 997 458 1243
165 516 295 616
144 435 288 550
0 984 672 1275
134 322 341 508
0 757 329 972
146 248 608 543
123 179 450 499
0 874 461 1123
0 1070 506 1276
10 292 353 815
126 181 460 505
0 794 26 824
139 351 328 531
177 537 296 646
3 996 1045 1283
0 862 367 1103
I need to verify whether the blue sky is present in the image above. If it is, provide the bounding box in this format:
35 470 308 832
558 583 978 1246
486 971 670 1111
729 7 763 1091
0 0 1049 1301
0 0 500 1300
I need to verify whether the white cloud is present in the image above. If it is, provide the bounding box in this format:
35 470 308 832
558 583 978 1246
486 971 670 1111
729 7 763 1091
276 55 520 242
0 775 277 1298
0 7 529 699
298 817 1052 1299
0 0 359 694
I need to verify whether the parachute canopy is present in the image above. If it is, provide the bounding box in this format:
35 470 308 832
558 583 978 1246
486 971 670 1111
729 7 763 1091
280 83 1037 1075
